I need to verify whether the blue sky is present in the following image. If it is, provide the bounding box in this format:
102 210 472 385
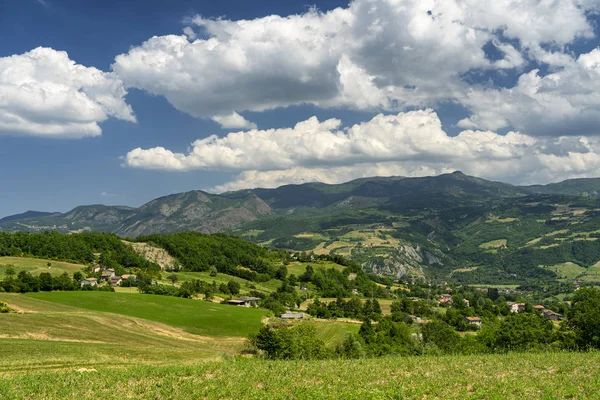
2 0 600 217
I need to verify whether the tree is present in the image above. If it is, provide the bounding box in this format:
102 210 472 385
568 288 600 349
73 272 84 282
219 283 229 294
38 272 53 291
227 280 241 295
421 321 460 353
5 267 15 279
209 266 218 277
167 273 179 285
275 266 288 280
336 332 366 359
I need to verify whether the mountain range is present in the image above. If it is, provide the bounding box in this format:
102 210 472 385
3 171 599 236
4 171 600 283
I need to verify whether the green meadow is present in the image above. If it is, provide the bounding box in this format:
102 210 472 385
0 257 85 278
2 292 600 399
24 292 267 337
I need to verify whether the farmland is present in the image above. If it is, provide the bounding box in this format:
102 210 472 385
1 351 599 399
24 292 267 337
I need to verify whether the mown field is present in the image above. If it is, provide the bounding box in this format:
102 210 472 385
1 352 599 399
0 257 85 278
24 292 267 337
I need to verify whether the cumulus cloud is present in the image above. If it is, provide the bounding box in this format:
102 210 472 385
211 112 257 129
459 48 600 135
123 109 600 190
0 47 135 138
112 0 600 134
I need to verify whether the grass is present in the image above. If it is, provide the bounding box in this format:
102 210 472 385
24 291 268 337
0 257 85 278
0 293 248 373
543 262 586 281
479 239 507 249
468 284 519 289
1 352 600 399
286 261 345 276
164 270 281 294
300 298 395 315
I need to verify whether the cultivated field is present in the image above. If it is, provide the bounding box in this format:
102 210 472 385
1 351 599 399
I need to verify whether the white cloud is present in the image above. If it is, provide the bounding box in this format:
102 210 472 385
124 109 600 189
211 112 257 129
0 47 135 138
112 0 600 134
458 48 600 135
182 27 197 40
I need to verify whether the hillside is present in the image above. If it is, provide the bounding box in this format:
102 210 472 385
5 172 600 283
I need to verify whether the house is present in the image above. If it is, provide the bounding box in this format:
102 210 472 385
542 309 563 321
439 294 453 305
80 278 98 287
281 312 305 319
92 266 102 273
463 299 470 307
533 305 545 312
464 316 482 328
121 274 137 281
507 302 526 313
405 315 421 323
100 271 112 281
110 276 122 286
106 268 116 277
227 296 261 307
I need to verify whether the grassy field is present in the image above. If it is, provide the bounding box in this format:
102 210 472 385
543 262 586 281
0 293 249 373
479 239 507 249
300 297 395 315
162 270 281 294
0 257 85 278
468 284 520 289
1 352 599 399
286 261 345 276
24 292 267 337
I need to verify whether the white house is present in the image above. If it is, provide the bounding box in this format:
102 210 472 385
80 278 98 287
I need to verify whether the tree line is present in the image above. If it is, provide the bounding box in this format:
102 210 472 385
252 287 600 360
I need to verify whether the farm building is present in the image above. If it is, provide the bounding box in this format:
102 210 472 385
464 317 482 328
110 276 122 286
439 294 453 305
507 302 526 313
542 310 563 321
80 278 98 287
227 296 260 307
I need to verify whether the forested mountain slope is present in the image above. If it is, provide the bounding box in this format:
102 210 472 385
4 172 600 284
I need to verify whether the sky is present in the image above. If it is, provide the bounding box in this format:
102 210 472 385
2 0 600 217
